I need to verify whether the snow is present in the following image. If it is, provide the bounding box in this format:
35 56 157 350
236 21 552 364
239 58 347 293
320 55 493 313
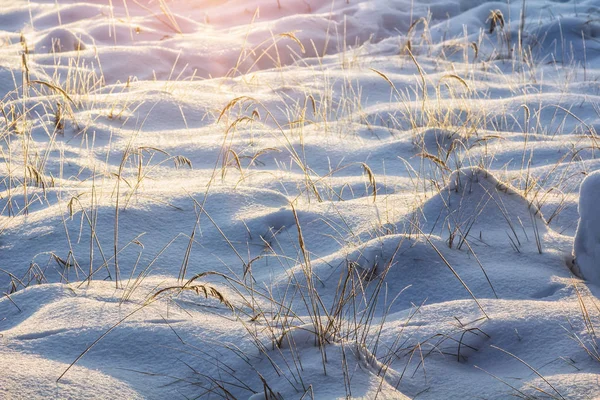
573 170 600 284
1 0 600 398
36 27 86 53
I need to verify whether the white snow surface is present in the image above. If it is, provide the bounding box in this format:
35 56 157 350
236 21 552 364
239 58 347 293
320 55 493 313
574 170 600 284
1 0 600 398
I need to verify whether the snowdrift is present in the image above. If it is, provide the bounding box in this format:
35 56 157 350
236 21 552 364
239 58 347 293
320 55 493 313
1 0 600 398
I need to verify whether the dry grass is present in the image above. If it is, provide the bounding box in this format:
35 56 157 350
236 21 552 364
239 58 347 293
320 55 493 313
1 1 597 398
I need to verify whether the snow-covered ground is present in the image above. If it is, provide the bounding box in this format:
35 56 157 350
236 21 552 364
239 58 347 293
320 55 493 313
1 0 600 398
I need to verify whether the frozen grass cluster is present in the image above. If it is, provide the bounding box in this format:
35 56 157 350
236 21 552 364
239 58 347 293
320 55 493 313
2 0 600 398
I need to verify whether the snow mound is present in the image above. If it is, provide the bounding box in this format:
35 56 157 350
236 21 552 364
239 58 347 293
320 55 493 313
420 167 547 250
2 0 600 397
0 351 142 399
280 232 572 318
573 170 600 285
276 322 336 349
36 28 86 53
414 128 466 154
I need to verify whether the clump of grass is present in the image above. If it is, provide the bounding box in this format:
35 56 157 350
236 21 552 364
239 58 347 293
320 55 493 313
147 279 234 310
3 1 597 398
